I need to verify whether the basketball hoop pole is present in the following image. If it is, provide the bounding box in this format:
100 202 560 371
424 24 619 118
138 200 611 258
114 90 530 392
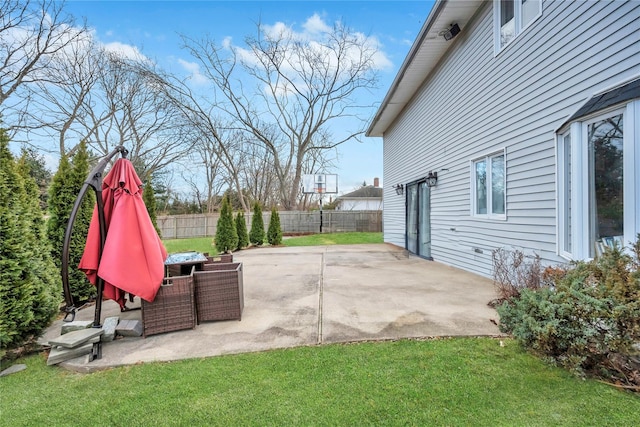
319 193 323 233
302 173 336 233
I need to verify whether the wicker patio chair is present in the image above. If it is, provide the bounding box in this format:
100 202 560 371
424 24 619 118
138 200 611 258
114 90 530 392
142 267 196 337
194 262 244 323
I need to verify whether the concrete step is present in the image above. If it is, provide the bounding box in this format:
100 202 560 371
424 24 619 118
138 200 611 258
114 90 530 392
48 328 104 349
60 320 93 335
47 343 94 366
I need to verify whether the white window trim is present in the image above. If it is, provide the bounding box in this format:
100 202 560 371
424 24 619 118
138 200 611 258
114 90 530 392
556 104 638 260
556 130 571 259
629 100 640 241
471 149 507 220
556 122 581 260
493 0 543 56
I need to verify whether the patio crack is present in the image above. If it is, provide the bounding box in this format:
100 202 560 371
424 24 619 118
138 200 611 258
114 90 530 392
317 250 325 344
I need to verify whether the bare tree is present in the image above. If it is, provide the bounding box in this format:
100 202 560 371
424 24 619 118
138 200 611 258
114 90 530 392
0 0 86 120
104 55 195 180
23 38 194 179
25 34 107 155
180 19 379 209
238 141 278 208
181 136 228 214
140 66 251 211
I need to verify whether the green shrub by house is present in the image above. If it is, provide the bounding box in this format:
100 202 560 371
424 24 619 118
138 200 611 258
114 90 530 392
0 131 60 349
267 207 283 246
47 141 95 303
497 238 640 386
215 195 237 253
249 202 265 246
236 211 249 250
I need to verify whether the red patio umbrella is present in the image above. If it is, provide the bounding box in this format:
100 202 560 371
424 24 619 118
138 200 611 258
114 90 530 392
63 146 167 360
78 157 167 310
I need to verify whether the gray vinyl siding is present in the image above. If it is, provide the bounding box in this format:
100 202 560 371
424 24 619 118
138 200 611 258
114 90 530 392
383 0 640 277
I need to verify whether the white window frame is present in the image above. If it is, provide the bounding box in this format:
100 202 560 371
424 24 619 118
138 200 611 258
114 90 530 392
557 130 572 259
556 102 639 260
493 0 542 55
471 149 507 220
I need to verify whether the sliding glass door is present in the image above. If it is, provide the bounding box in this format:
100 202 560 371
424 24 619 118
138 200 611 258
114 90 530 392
406 180 432 259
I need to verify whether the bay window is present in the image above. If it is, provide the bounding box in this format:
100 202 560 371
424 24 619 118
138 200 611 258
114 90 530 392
557 78 639 260
588 114 624 257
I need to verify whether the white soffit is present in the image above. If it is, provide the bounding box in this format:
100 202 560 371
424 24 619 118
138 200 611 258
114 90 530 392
367 0 483 137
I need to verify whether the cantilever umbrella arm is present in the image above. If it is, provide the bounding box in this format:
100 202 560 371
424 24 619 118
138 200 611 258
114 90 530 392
61 145 129 325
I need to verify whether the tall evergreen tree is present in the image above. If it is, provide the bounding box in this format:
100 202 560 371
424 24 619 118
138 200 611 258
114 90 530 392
215 194 238 254
47 141 95 303
249 201 265 246
267 207 283 246
19 147 52 211
236 211 249 250
16 152 60 337
143 175 161 237
69 141 95 302
0 131 59 348
47 154 72 268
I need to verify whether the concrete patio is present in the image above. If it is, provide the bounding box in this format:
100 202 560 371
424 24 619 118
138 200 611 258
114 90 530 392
40 243 502 372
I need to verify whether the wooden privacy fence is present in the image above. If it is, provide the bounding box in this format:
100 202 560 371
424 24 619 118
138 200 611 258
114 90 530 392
157 210 382 239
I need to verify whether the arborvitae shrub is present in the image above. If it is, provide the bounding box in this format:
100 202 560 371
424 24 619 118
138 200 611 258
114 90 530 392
143 175 161 237
236 211 249 250
69 142 95 302
48 141 95 303
249 202 265 246
0 131 59 349
267 207 283 246
215 195 238 254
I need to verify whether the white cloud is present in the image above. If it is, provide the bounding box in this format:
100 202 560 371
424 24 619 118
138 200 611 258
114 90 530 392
105 30 114 37
178 58 209 85
303 13 331 35
262 21 295 41
103 41 147 61
237 14 392 71
354 32 393 70
216 13 394 100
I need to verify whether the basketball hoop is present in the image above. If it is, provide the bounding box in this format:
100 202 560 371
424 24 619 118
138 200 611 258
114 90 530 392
302 173 338 195
301 173 338 234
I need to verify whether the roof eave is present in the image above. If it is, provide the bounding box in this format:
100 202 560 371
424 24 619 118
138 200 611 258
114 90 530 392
366 0 484 137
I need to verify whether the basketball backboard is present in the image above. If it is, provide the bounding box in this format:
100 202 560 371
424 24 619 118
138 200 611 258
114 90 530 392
302 174 338 194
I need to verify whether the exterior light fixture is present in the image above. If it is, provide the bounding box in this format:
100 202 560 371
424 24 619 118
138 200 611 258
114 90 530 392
442 23 460 41
426 171 438 187
393 184 404 195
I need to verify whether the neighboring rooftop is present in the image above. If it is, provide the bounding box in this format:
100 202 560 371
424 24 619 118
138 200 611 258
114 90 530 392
339 185 383 199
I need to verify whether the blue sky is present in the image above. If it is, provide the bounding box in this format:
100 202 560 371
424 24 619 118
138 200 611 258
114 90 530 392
62 0 435 193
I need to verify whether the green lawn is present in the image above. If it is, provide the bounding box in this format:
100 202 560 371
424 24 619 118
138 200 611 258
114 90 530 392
283 232 382 246
163 232 382 253
163 237 217 255
1 338 637 426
